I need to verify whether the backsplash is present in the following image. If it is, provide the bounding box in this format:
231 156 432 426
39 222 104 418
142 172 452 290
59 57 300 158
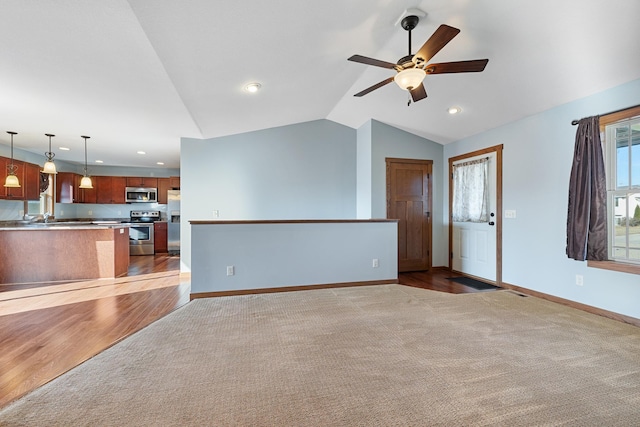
0 200 25 220
56 203 168 220
0 199 169 221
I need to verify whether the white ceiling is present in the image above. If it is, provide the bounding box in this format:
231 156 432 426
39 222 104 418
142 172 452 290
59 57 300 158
1 0 639 169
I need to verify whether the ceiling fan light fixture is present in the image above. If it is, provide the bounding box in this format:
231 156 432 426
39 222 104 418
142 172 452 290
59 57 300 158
394 68 426 91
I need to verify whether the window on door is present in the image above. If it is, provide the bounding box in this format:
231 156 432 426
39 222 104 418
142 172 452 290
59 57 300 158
452 157 489 223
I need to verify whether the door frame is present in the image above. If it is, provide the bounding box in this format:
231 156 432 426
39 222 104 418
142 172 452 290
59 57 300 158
448 145 503 285
386 157 433 272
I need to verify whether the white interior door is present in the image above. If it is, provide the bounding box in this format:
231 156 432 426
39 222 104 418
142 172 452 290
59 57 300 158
452 152 497 281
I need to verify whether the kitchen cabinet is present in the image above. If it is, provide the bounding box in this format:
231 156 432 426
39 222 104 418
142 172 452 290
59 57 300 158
157 178 170 204
56 172 80 203
169 176 180 189
79 180 97 204
24 162 42 201
95 176 126 204
1 157 44 201
126 177 158 188
154 221 168 253
2 159 25 200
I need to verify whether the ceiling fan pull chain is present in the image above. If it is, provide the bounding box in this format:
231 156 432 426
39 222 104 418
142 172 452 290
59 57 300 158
407 91 412 107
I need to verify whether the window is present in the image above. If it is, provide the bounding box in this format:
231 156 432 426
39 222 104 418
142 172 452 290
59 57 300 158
593 106 640 273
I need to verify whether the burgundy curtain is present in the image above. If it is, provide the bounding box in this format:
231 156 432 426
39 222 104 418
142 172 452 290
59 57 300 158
566 116 607 261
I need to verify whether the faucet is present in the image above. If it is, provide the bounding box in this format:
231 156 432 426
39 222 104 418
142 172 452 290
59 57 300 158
43 212 51 223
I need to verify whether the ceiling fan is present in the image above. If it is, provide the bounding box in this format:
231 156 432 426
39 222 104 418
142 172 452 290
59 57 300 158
348 15 489 105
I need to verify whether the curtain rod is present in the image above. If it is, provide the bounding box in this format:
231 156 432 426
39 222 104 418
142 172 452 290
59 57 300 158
571 104 640 125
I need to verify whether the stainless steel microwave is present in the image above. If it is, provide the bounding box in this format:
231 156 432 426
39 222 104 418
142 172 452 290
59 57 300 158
125 187 158 203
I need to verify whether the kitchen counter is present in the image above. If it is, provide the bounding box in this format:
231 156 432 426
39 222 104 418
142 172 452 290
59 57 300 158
0 224 130 283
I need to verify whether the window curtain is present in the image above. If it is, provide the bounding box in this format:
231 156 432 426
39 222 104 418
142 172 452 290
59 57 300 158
566 116 607 261
452 158 489 222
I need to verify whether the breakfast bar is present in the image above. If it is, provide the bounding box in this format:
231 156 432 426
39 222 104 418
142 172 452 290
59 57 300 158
0 224 130 283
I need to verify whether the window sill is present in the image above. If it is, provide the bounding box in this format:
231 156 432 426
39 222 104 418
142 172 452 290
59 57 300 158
588 260 640 275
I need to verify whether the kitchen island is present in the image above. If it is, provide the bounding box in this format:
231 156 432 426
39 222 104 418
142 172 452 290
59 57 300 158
0 223 129 283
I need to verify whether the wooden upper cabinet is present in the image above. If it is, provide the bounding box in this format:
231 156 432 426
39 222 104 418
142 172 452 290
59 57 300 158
126 177 158 188
169 176 180 189
56 172 80 203
79 179 97 204
24 162 41 201
96 176 126 204
157 178 170 204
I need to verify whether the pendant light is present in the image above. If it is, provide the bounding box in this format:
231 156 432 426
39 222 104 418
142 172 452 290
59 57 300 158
4 131 21 188
42 133 57 174
79 135 93 189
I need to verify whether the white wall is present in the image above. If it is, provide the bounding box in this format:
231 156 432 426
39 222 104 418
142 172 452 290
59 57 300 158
444 78 640 319
181 119 357 272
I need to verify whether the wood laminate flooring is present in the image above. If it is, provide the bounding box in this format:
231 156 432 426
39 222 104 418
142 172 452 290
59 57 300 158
0 261 487 409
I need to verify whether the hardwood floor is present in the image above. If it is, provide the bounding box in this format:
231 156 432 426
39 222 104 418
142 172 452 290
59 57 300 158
398 268 497 294
0 261 490 409
0 254 188 409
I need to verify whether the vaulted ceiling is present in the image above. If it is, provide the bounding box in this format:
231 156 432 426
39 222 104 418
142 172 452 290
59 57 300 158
1 0 639 169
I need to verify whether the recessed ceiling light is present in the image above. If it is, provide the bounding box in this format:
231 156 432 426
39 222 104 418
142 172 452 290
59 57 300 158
137 151 146 155
59 147 70 151
244 82 262 93
448 106 462 115
156 161 165 165
95 160 103 164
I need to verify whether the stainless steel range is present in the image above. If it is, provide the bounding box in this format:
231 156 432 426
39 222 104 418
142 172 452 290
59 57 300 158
125 210 160 256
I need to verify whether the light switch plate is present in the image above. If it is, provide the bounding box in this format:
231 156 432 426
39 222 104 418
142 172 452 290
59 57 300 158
505 210 516 219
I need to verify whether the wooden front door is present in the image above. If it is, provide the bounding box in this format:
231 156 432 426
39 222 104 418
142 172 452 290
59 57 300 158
386 158 432 272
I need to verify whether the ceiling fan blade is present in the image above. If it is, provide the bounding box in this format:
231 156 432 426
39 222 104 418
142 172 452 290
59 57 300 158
348 54 397 69
425 59 489 74
410 83 427 102
413 24 460 63
353 77 395 97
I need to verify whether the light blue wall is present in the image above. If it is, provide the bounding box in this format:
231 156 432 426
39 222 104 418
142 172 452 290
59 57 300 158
181 119 357 271
368 120 446 267
356 121 372 218
444 78 640 319
191 221 397 293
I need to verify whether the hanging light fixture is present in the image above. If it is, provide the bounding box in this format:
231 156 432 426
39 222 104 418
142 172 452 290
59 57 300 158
79 135 93 189
42 133 57 174
4 131 20 188
393 68 426 91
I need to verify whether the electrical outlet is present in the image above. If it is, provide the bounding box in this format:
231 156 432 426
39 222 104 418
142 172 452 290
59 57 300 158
59 210 64 215
576 275 584 286
88 210 93 216
213 210 219 218
226 265 234 276
372 258 379 268
19 210 24 216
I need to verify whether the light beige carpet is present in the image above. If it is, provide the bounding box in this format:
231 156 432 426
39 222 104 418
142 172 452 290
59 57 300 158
1 285 640 426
